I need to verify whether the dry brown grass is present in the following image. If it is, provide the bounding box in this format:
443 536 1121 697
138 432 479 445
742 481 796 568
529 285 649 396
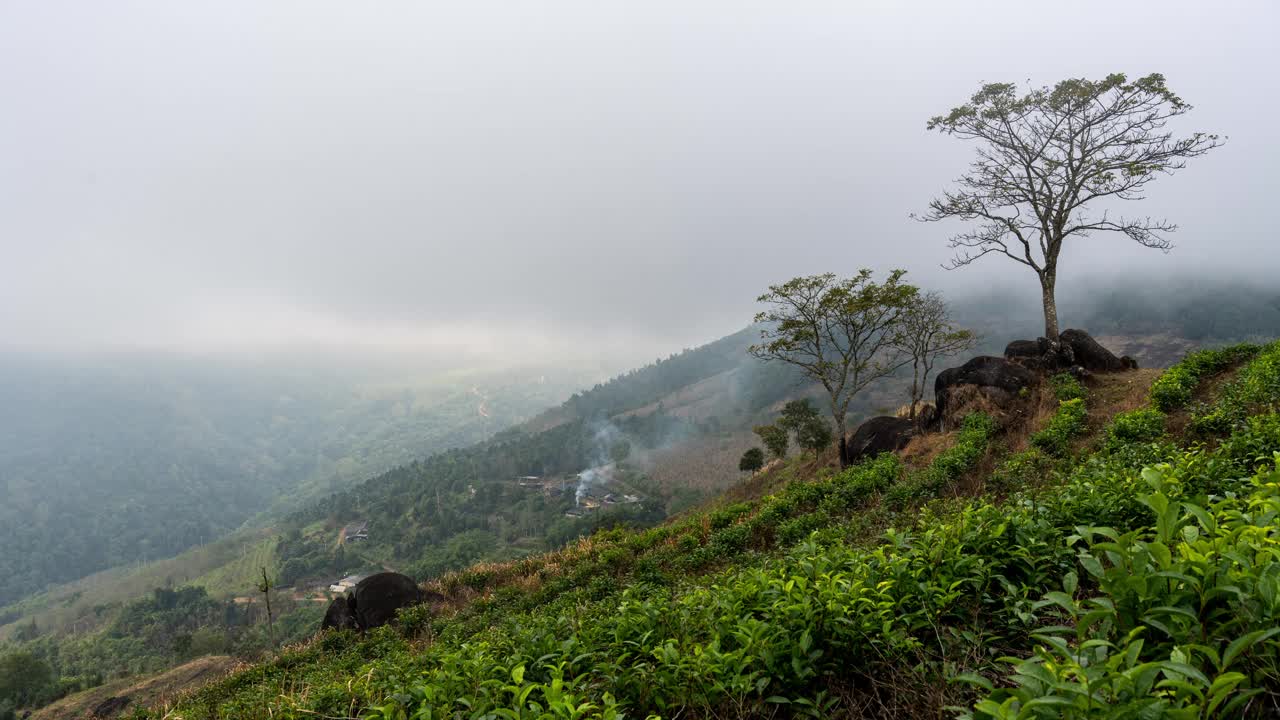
897 431 956 470
32 656 237 720
939 385 1034 431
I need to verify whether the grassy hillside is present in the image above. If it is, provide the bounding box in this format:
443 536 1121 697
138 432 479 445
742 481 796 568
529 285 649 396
126 339 1280 719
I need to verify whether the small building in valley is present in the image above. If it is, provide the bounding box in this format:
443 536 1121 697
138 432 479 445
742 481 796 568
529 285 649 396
328 573 366 594
343 521 369 543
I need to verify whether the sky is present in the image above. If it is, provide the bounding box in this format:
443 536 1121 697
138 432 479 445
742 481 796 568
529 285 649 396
1 0 1276 366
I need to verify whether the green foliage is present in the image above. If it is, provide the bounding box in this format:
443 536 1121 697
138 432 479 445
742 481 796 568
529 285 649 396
738 448 765 474
778 399 820 432
1048 373 1087 402
886 413 996 510
312 421 1275 720
1030 398 1089 456
988 448 1056 494
1104 407 1167 453
771 399 834 455
1150 343 1261 411
961 460 1280 719
709 503 752 531
1189 340 1280 436
750 270 919 438
754 424 789 460
794 416 833 454
0 651 53 709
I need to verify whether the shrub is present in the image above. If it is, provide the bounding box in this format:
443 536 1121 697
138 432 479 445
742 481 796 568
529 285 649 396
886 413 996 509
824 453 902 509
1103 407 1166 452
1030 398 1088 456
988 448 1055 493
709 503 751 530
1048 372 1086 402
1150 342 1261 411
1189 341 1280 435
961 457 1280 719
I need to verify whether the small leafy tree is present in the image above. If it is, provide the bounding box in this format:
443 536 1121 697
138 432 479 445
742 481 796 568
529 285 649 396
778 399 832 455
738 447 765 475
920 73 1221 340
753 424 789 460
895 291 977 427
750 270 917 467
795 417 833 455
778 399 819 434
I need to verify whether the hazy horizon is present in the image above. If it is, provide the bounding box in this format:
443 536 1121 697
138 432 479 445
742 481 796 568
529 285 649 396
3 1 1277 365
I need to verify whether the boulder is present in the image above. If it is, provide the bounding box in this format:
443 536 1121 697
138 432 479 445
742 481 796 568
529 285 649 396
321 595 357 631
349 572 426 630
935 356 1036 427
1004 337 1073 372
1004 338 1050 361
1005 329 1135 374
845 416 915 464
1059 329 1128 372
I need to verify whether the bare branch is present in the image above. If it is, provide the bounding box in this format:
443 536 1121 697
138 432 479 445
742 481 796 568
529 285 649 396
920 73 1221 338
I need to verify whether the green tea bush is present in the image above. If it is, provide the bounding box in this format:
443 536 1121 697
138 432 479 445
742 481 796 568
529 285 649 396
1150 343 1261 411
1030 398 1088 456
886 413 996 510
821 452 903 511
366 425 1272 720
960 458 1280 719
1049 372 1086 402
1190 340 1280 435
1103 407 1166 452
988 448 1055 493
708 502 752 530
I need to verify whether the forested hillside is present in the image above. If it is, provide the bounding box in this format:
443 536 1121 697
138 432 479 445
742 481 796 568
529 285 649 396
0 357 587 609
276 327 809 586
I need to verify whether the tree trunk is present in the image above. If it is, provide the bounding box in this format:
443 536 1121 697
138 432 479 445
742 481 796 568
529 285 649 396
836 415 849 469
909 360 920 423
1040 273 1060 341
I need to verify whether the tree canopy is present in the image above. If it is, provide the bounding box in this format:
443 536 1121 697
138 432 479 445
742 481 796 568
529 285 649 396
750 270 918 466
921 73 1221 339
895 292 977 426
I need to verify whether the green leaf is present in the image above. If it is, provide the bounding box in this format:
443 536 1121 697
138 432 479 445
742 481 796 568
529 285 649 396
1223 628 1280 669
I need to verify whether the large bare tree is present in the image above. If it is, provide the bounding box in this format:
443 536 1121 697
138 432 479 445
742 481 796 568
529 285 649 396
749 269 917 467
920 73 1222 340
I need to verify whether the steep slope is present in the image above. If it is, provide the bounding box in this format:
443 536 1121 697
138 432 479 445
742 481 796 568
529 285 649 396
136 339 1280 720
